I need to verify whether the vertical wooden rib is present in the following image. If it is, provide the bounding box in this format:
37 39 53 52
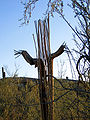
48 14 54 120
51 58 54 120
39 20 44 60
48 14 51 54
44 20 48 60
32 34 37 58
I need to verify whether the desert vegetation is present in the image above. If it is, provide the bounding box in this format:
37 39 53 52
0 77 89 120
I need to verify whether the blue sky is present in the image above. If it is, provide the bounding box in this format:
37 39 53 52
0 0 77 79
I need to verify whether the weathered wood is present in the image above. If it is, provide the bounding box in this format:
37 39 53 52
36 20 49 120
39 59 48 120
35 17 65 120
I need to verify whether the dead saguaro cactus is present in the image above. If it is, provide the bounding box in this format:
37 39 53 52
34 15 65 120
2 67 5 79
14 15 65 120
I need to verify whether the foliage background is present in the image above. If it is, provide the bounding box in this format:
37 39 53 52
0 77 89 120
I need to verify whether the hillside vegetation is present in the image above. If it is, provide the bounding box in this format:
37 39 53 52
0 77 89 120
